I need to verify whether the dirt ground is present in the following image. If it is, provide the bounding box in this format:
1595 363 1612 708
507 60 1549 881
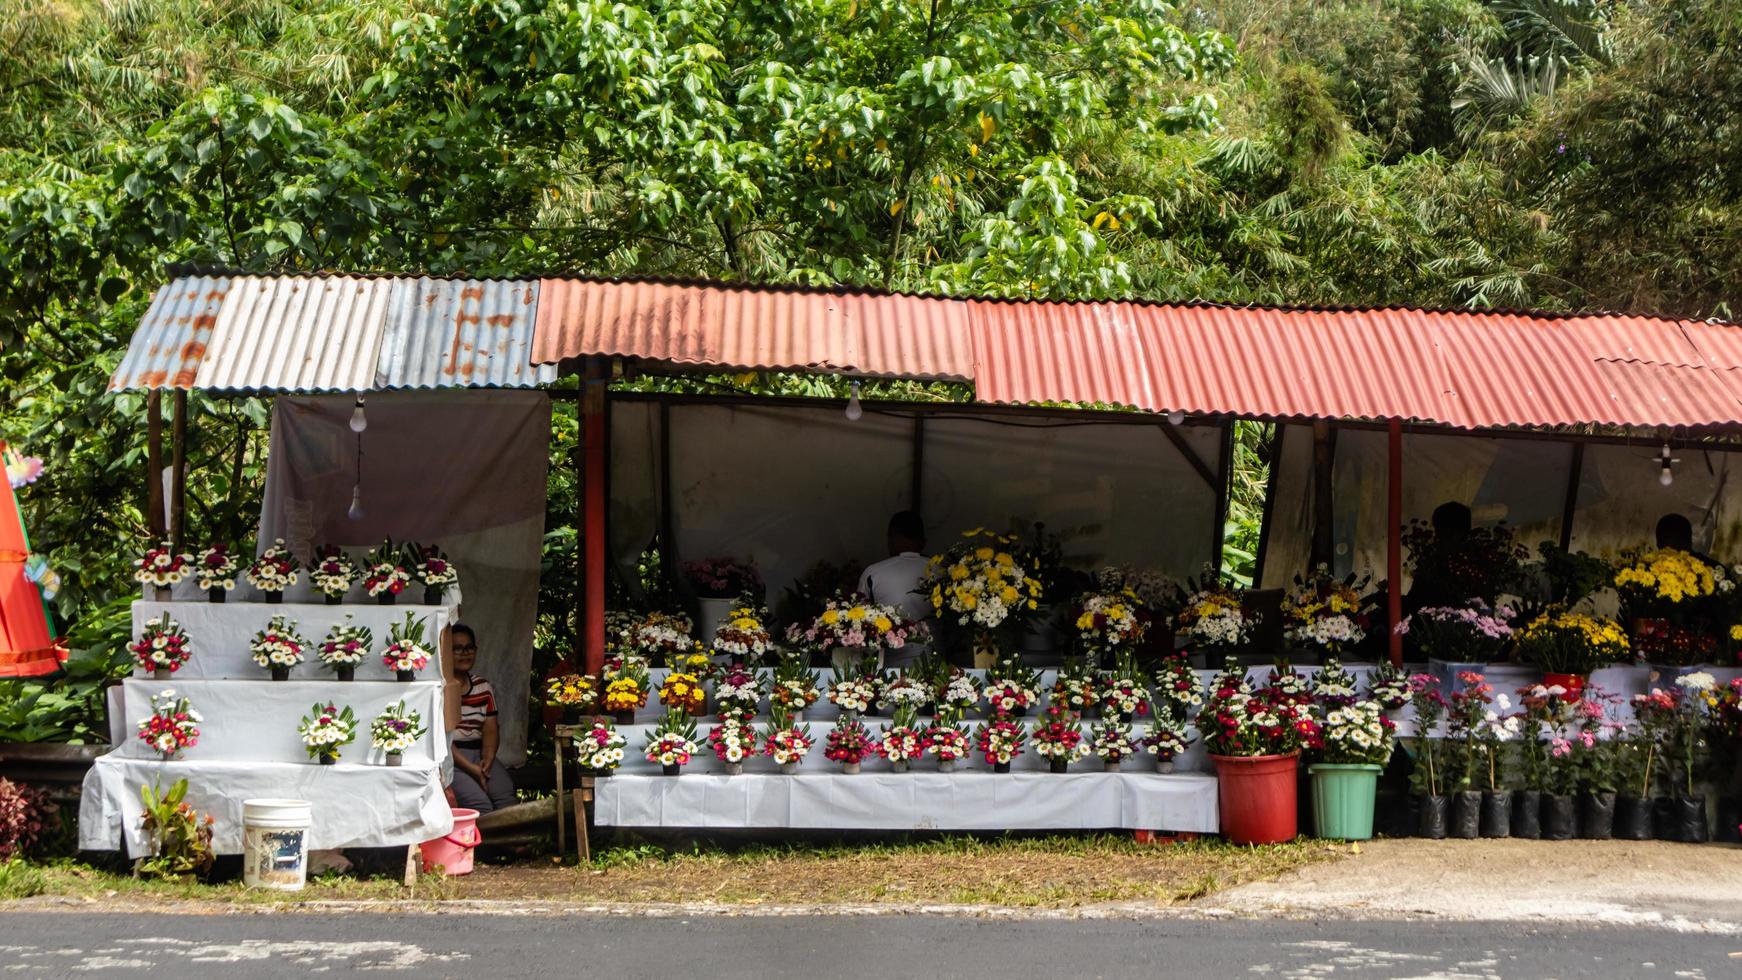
1207 839 1742 930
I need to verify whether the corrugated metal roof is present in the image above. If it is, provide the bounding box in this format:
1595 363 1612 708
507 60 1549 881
531 277 975 380
376 278 556 389
192 276 392 391
108 277 233 391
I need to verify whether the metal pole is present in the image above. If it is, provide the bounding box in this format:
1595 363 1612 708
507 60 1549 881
1558 443 1585 553
1387 419 1404 668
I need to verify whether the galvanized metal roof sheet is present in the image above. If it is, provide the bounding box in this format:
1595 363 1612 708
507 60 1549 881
108 277 233 391
376 278 555 389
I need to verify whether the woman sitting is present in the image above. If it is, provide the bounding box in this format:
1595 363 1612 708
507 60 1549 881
444 623 516 813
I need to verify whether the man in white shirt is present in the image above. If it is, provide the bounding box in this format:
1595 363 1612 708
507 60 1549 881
855 511 931 669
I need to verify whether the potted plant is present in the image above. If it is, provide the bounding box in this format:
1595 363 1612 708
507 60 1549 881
1031 704 1087 773
136 689 201 760
924 528 1045 668
136 779 214 880
362 540 411 605
1442 672 1495 839
975 717 1027 773
1281 566 1373 663
134 541 193 601
1522 683 1583 841
573 721 628 776
659 669 708 717
1610 723 1657 841
764 707 815 774
1151 653 1204 721
1512 684 1555 839
382 613 432 681
370 701 425 767
1472 687 1520 837
1308 699 1395 840
1614 547 1719 658
1395 602 1514 695
1404 673 1450 839
309 546 359 605
645 710 700 775
1090 720 1138 772
1143 711 1193 773
1263 662 1313 706
249 615 307 680
131 613 191 679
1098 653 1150 722
1642 673 1717 842
1573 722 1619 840
713 665 762 721
407 542 459 605
317 617 372 681
712 601 774 664
927 713 971 773
546 672 599 723
1073 584 1149 666
194 543 239 602
708 716 757 775
825 718 878 774
877 707 926 773
603 663 650 725
767 652 819 721
1051 657 1102 720
298 702 356 765
983 655 1040 718
826 660 878 722
1308 658 1359 708
1515 608 1629 700
246 540 299 603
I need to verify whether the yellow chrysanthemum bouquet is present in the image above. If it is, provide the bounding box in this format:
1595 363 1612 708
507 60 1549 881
925 528 1045 662
1516 608 1630 675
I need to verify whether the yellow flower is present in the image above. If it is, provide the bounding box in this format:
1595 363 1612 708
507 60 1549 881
821 609 840 625
873 616 893 631
847 606 867 622
974 547 994 561
950 564 970 581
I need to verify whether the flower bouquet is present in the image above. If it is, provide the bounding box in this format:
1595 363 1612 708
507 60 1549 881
713 665 762 720
927 714 971 772
1281 567 1372 658
764 708 815 774
603 663 650 724
1396 602 1515 666
1176 576 1256 653
309 546 359 604
135 541 193 599
1200 678 1320 759
684 557 763 599
1143 716 1193 772
317 617 373 681
935 669 982 716
1309 657 1359 707
659 670 708 716
1311 698 1398 840
195 543 240 601
877 671 931 714
1614 547 1717 625
546 673 599 715
406 542 459 604
298 702 356 764
1318 699 1396 768
877 706 927 772
246 540 299 602
975 717 1027 772
1264 662 1313 706
1152 654 1204 719
767 652 819 719
925 528 1044 664
708 716 759 774
1031 705 1087 773
362 540 411 605
137 689 200 760
1073 587 1149 662
1052 658 1102 719
1090 721 1138 771
370 701 425 766
131 613 191 678
984 655 1041 717
1516 608 1629 697
713 603 774 663
793 593 925 664
645 710 700 775
632 611 698 665
573 721 628 775
824 718 878 773
826 661 879 720
1367 661 1414 710
250 615 307 680
382 613 432 680
1098 653 1149 721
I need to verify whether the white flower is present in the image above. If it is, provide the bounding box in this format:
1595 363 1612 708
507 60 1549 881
1677 672 1716 693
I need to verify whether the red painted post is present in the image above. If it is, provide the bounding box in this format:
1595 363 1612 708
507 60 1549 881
1387 419 1404 667
582 381 607 677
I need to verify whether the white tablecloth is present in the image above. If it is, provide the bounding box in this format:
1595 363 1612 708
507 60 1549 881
79 755 453 855
131 599 451 681
593 771 1218 832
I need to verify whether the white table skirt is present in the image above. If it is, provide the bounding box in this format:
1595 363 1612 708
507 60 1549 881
79 755 453 855
593 771 1219 832
131 599 451 681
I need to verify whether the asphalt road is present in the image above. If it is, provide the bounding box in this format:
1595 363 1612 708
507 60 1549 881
1 912 1737 978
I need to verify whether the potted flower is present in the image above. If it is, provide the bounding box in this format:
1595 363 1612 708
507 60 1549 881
1051 658 1102 720
928 713 971 772
659 670 707 717
1200 670 1322 844
370 701 425 767
1281 567 1373 661
826 661 878 721
1151 654 1203 721
362 540 411 605
764 707 814 774
1073 586 1149 665
1090 720 1138 772
983 655 1040 717
1570 697 1623 840
195 543 239 602
1609 715 1658 841
603 663 650 725
317 617 372 681
246 540 299 603
135 541 193 601
1366 662 1414 711
1143 713 1193 773
975 717 1026 773
1642 674 1717 842
825 718 878 774
298 702 356 765
1405 674 1451 838
1031 705 1087 773
708 716 759 775
308 546 359 605
1472 684 1521 837
382 613 432 680
573 721 628 776
767 652 819 720
406 542 459 605
1098 653 1149 722
712 603 774 664
633 610 698 665
1442 673 1493 839
136 689 201 760
546 672 599 722
1309 699 1396 841
935 669 982 717
1175 575 1256 657
249 614 307 680
131 613 191 679
1515 608 1629 699
877 670 930 715
713 665 762 720
1395 602 1515 694
878 706 926 773
1614 547 1718 647
1309 658 1359 708
645 709 700 775
793 593 927 671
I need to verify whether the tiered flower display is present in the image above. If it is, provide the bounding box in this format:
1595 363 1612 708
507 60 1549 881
363 540 412 601
713 604 774 662
195 544 240 596
137 689 201 759
1098 654 1149 720
659 670 707 716
135 541 193 590
1073 587 1148 660
792 593 925 660
713 665 762 720
1396 603 1515 663
1091 721 1138 769
645 710 701 774
369 701 425 764
546 673 599 712
604 663 650 723
767 653 819 718
246 540 299 599
764 708 815 773
573 721 628 774
298 702 356 764
309 546 359 601
250 615 307 679
1176 579 1255 651
1031 705 1087 772
708 716 759 773
878 707 927 772
1309 657 1359 707
824 718 878 772
382 613 432 679
131 614 191 676
318 618 373 679
983 656 1040 716
975 717 1027 771
1281 567 1372 656
1143 716 1193 772
1051 658 1102 718
1152 654 1204 719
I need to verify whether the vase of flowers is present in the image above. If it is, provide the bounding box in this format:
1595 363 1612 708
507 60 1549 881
659 670 707 717
1202 668 1321 844
299 702 356 765
250 615 307 680
685 557 763 642
604 663 650 725
793 593 927 671
1031 705 1086 773
135 541 193 601
765 707 814 774
876 670 931 716
1309 699 1396 841
984 655 1041 718
1143 712 1193 773
646 710 700 775
935 669 982 717
546 672 599 719
1176 573 1256 657
631 610 700 665
1051 657 1102 720
1151 654 1204 721
195 544 239 602
707 602 770 665
1516 609 1630 700
1281 567 1374 662
318 617 372 681
713 665 763 721
924 529 1045 666
877 706 926 773
370 701 425 766
573 721 628 776
928 712 970 772
1614 547 1718 635
1098 653 1150 722
1367 662 1414 713
309 546 359 605
1073 586 1149 665
246 540 299 603
131 613 192 679
1091 721 1138 772
976 717 1027 773
378 613 431 681
137 689 201 760
825 718 876 774
767 651 819 721
1397 601 1515 695
407 542 459 605
826 660 879 722
363 540 411 605
709 716 758 775
1309 658 1359 708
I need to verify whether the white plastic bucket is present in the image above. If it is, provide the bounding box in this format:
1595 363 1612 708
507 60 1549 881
242 798 312 891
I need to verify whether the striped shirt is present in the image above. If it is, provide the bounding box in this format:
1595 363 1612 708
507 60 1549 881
455 674 497 741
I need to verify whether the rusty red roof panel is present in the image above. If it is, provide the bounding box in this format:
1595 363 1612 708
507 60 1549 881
108 277 233 391
376 278 555 389
532 277 975 380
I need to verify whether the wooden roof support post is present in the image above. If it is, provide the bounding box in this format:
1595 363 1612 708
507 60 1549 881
1387 419 1404 667
146 389 165 540
170 389 189 552
582 373 608 677
1310 421 1335 568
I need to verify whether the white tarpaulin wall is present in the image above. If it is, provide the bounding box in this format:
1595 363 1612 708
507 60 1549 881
1262 423 1742 593
260 390 550 765
610 398 1225 604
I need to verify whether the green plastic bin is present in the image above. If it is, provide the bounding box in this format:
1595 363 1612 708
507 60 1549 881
1309 763 1381 840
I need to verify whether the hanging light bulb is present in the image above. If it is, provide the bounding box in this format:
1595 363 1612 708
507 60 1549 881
844 381 863 422
347 482 365 521
1166 409 1186 426
349 396 368 434
1659 442 1675 487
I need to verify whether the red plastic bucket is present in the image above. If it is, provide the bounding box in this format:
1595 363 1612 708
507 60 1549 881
1211 751 1300 844
420 808 481 875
